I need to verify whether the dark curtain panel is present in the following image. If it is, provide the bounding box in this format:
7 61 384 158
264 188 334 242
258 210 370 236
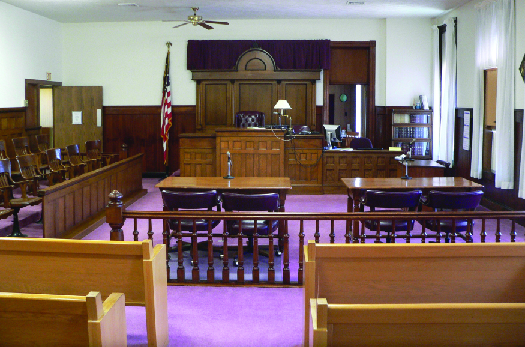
187 40 330 70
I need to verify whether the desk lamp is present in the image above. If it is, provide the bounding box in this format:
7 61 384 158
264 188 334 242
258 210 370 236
274 100 292 129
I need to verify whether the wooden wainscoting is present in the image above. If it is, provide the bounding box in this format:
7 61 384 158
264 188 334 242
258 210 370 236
103 105 196 174
41 154 145 239
0 107 27 158
285 136 323 194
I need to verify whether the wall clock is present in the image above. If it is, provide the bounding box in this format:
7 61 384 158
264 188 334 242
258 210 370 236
339 93 348 102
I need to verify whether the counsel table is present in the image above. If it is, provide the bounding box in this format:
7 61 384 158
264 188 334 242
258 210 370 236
341 177 484 242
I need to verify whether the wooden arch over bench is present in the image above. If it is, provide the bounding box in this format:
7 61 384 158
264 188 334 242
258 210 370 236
192 48 321 132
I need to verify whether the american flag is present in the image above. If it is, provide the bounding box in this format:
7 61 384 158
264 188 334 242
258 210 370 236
161 47 172 166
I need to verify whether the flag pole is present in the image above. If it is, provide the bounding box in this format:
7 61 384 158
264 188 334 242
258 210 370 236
161 41 173 178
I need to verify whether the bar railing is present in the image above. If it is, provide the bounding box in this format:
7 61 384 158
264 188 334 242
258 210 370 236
106 190 525 286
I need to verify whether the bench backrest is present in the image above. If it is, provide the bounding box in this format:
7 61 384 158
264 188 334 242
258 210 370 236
0 291 126 346
0 237 168 347
305 241 525 305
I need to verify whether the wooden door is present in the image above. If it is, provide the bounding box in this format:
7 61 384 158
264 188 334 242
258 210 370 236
53 86 103 153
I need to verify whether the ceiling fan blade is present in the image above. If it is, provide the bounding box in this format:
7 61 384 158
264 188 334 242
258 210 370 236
163 19 185 22
198 22 214 30
173 22 189 28
204 20 229 25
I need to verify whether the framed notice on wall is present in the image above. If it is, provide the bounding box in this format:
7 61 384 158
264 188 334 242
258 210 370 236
463 110 470 151
72 111 82 125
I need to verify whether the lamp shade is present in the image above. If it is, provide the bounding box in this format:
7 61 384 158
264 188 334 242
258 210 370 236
274 100 292 110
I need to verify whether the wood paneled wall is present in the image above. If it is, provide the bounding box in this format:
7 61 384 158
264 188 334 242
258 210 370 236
103 105 196 174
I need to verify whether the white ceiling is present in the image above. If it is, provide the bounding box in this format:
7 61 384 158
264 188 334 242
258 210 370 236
3 0 470 23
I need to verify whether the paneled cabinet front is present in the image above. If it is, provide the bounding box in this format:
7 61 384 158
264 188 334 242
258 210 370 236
196 80 233 132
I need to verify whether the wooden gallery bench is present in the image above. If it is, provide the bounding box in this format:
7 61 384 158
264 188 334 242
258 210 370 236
0 291 126 346
304 241 525 346
0 238 168 347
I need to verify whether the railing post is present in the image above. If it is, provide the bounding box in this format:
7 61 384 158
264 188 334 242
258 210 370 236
107 190 125 241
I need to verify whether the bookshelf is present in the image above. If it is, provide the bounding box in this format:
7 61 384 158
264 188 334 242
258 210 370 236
391 109 433 159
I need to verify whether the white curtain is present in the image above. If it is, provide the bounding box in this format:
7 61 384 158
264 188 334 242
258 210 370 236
438 17 457 164
471 0 515 190
431 25 441 161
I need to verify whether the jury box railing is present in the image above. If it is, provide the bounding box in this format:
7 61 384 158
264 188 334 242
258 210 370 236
106 191 525 286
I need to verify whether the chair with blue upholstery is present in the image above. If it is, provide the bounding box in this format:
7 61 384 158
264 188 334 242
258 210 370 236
349 137 373 149
234 111 265 128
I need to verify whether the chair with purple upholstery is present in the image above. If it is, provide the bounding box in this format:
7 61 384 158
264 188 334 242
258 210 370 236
349 137 373 149
359 190 422 243
221 192 280 266
161 190 221 261
234 111 265 128
419 190 484 243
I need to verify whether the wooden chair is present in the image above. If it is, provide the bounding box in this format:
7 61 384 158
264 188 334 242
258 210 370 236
0 158 42 237
46 148 69 185
16 153 45 195
221 192 280 266
86 140 117 168
12 136 48 175
66 144 89 177
419 190 484 243
35 133 50 168
359 189 422 243
0 140 9 159
0 291 127 346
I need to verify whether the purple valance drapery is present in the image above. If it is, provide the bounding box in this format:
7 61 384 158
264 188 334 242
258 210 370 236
187 40 330 71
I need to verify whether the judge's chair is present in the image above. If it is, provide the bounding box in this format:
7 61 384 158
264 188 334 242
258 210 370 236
349 137 373 149
161 190 221 264
359 190 422 243
419 190 484 243
221 192 280 266
234 111 265 128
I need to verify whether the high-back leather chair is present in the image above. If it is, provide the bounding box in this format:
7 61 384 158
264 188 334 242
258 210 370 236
221 192 280 266
359 190 422 243
349 137 373 149
419 190 484 243
234 111 265 128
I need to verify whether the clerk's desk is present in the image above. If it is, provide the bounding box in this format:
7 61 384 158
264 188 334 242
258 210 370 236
178 128 437 194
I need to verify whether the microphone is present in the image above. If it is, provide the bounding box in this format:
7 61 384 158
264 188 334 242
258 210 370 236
224 151 234 179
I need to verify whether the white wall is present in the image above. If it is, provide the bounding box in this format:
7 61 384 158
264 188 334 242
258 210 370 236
385 18 433 106
61 18 429 107
0 2 62 108
439 0 525 109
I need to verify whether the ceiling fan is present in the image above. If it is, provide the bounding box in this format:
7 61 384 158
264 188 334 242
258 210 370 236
164 7 229 30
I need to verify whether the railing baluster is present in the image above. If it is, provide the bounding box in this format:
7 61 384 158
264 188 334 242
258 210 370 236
391 219 396 243
192 220 199 283
314 220 320 243
375 220 381 243
207 220 214 283
361 219 366 243
237 219 244 284
496 218 501 242
268 218 275 284
253 222 260 284
164 218 170 281
344 217 351 243
222 221 229 283
466 219 473 243
133 218 139 241
420 217 427 243
147 218 153 240
481 218 487 243
330 220 335 243
436 219 441 243
177 220 184 283
511 219 516 242
283 218 290 285
406 217 412 243
298 219 305 285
